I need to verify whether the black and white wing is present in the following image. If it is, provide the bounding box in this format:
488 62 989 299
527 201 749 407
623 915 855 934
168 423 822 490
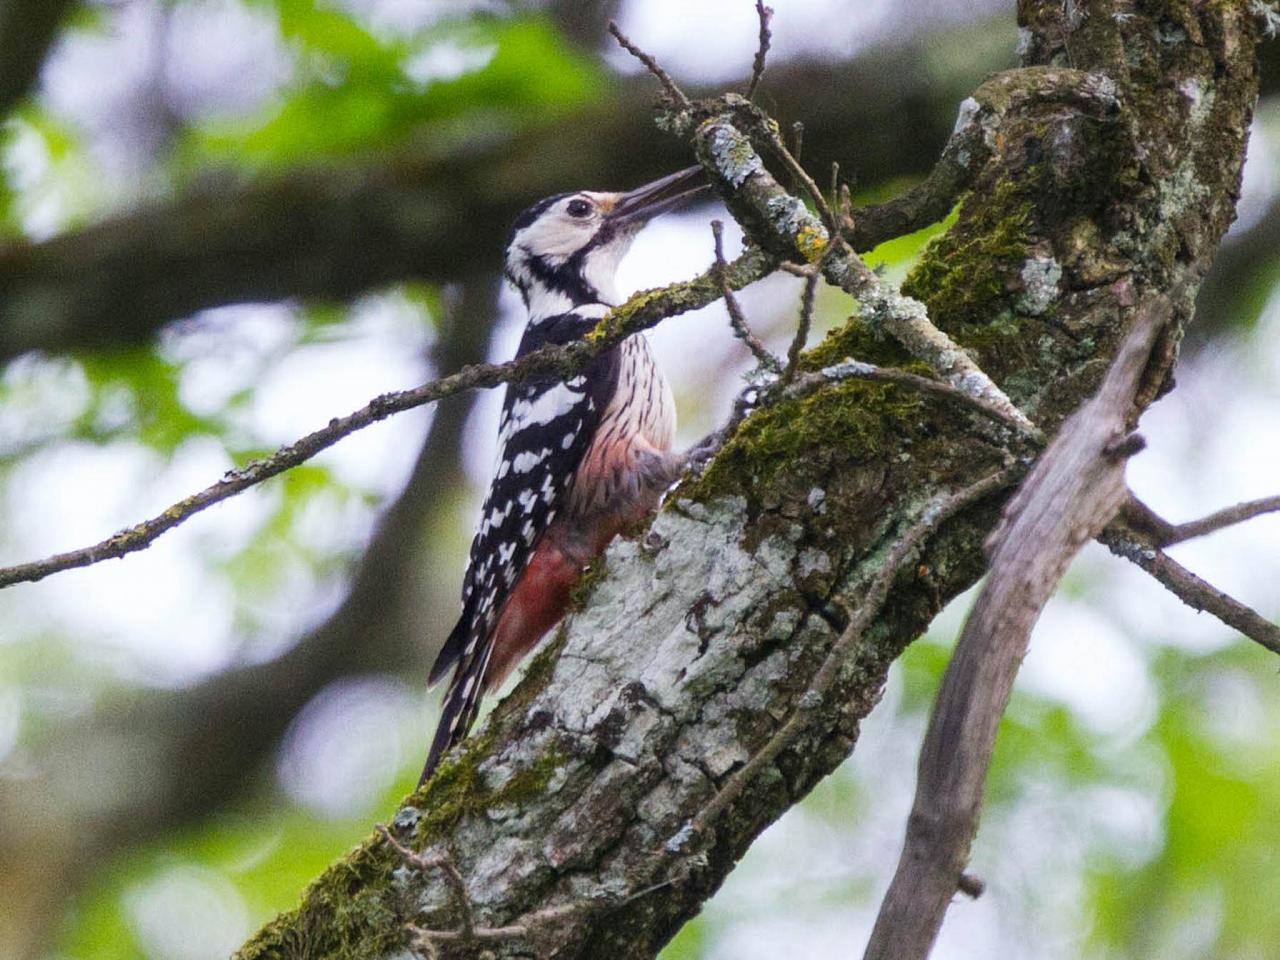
420 311 617 779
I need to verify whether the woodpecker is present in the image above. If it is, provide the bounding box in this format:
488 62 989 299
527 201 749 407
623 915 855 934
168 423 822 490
420 166 707 783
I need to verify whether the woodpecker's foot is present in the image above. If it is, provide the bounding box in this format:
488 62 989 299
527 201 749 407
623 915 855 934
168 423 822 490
685 380 770 471
685 430 726 470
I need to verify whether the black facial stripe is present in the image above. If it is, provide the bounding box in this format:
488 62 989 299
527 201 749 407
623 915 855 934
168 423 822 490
563 218 618 281
524 251 598 305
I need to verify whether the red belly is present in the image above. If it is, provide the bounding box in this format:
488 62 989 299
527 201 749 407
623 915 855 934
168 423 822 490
482 533 583 691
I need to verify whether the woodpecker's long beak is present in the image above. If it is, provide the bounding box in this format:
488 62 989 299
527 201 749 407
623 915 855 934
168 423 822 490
608 166 709 226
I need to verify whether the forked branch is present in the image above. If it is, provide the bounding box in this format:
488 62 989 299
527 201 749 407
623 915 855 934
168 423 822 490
864 294 1172 960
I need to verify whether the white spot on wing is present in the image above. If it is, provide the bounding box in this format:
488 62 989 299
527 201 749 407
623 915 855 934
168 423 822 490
513 450 549 473
520 384 583 428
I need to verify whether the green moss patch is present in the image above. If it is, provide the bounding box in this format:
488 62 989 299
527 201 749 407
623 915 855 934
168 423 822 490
902 177 1035 335
690 377 926 503
233 844 405 960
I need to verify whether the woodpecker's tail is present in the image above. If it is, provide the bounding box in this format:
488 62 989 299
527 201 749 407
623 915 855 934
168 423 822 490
428 600 477 687
419 645 490 786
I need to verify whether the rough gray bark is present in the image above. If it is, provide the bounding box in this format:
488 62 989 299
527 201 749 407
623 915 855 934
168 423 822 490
229 3 1268 959
6 10 1280 364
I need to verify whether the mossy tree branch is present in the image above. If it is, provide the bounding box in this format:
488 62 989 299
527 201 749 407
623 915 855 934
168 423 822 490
233 4 1265 958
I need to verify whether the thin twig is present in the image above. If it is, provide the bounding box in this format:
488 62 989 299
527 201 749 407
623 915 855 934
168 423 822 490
407 902 581 951
683 465 1020 840
693 115 1037 435
779 254 827 386
607 21 690 109
744 1 773 100
711 220 780 372
777 260 813 277
0 250 775 590
407 922 528 946
1101 529 1280 657
762 123 840 238
378 825 479 943
1161 494 1280 545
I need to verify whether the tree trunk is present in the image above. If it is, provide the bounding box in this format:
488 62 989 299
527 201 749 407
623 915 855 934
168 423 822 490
234 3 1268 958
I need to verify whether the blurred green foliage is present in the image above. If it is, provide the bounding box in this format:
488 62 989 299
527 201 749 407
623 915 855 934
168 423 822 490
61 775 419 960
187 6 602 170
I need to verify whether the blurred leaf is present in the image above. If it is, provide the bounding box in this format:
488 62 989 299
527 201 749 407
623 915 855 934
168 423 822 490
74 349 228 455
1086 646 1280 958
187 12 601 169
59 766 422 960
659 913 709 960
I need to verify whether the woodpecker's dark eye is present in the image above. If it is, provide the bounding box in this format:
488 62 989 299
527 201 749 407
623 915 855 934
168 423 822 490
566 198 593 218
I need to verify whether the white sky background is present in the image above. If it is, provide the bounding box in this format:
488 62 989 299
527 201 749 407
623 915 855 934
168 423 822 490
1 2 1279 959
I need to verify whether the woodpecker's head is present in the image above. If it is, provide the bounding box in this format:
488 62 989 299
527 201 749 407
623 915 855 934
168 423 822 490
504 166 707 316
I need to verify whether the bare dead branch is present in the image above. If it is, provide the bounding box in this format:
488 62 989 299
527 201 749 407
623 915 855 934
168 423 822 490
1101 528 1280 657
0 50 1010 365
1127 493 1280 546
0 250 774 590
745 1 773 100
224 1 1267 952
710 220 780 372
864 293 1173 960
607 21 691 109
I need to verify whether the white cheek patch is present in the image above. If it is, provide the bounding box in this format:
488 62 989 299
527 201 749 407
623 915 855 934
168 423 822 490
517 214 595 259
582 244 628 306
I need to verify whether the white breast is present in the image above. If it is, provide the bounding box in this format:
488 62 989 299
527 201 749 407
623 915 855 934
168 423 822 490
609 334 676 452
